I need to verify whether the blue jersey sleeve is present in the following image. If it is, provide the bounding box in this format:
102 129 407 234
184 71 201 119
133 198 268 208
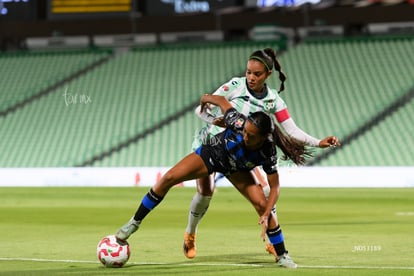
262 141 278 174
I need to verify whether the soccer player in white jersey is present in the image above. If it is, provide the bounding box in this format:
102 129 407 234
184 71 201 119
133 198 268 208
184 48 340 265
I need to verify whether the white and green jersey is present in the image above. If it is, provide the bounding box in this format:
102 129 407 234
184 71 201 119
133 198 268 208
192 77 290 150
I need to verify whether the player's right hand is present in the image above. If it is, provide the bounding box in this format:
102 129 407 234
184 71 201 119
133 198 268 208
212 116 225 127
258 215 268 242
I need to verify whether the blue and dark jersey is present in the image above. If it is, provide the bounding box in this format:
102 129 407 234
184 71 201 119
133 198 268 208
195 108 278 176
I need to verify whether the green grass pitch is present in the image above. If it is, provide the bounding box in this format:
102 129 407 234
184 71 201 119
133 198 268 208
0 187 413 275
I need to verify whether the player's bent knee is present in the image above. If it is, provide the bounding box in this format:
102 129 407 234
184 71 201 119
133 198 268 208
198 186 214 196
253 200 267 214
196 176 215 196
161 170 181 187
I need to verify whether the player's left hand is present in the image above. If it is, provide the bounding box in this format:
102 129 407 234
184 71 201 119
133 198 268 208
319 136 340 148
200 94 212 113
258 215 268 242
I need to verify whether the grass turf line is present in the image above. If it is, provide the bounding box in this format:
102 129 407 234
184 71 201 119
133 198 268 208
0 187 413 275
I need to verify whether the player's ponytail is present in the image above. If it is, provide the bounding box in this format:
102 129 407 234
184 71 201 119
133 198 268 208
272 124 312 166
248 111 312 165
263 48 287 93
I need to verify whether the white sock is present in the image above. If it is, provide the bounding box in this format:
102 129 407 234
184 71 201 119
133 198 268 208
185 192 212 234
262 185 277 215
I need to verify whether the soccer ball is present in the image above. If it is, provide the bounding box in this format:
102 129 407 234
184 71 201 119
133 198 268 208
97 235 130 268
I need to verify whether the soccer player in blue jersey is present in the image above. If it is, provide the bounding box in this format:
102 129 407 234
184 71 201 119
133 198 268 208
116 94 312 268
184 48 340 263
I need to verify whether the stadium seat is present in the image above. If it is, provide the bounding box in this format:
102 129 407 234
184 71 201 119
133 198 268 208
1 38 413 167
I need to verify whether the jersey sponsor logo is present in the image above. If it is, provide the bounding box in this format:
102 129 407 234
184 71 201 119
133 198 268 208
231 80 239 86
221 85 229 91
234 118 244 128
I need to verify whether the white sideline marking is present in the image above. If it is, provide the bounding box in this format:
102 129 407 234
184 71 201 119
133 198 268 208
1 257 413 270
299 265 414 270
0 257 98 264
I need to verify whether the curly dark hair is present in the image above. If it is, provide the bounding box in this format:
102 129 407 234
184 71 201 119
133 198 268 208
248 111 312 165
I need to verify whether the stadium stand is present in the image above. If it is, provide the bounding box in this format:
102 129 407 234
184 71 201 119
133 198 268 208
272 37 414 166
75 36 414 167
0 42 280 167
318 90 414 166
275 37 414 135
0 37 412 167
0 50 112 115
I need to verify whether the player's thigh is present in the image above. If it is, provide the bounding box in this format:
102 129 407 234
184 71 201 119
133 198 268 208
154 153 208 195
228 171 266 208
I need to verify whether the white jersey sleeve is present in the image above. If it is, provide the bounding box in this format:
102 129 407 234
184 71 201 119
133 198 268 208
195 77 243 123
269 90 321 147
194 105 215 124
281 117 321 147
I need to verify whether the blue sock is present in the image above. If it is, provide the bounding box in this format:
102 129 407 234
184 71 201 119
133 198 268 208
267 225 287 256
133 189 163 222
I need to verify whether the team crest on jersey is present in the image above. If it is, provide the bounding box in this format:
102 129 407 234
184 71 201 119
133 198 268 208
235 118 244 128
264 100 276 111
